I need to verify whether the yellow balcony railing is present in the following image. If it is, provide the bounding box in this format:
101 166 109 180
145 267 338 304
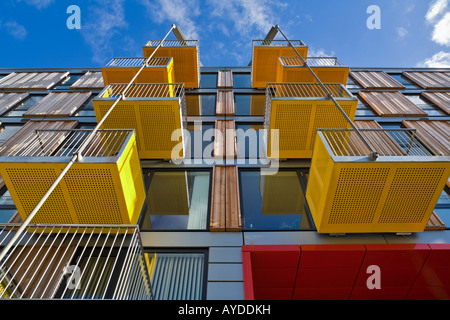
0 129 145 225
93 83 187 159
264 83 358 159
306 129 450 234
278 57 350 85
251 40 308 88
101 57 174 86
143 40 200 88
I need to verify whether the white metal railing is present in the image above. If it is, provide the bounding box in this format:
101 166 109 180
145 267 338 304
253 40 306 47
0 224 153 300
101 83 185 99
280 56 344 67
146 40 198 47
319 129 438 157
266 83 352 99
0 129 133 158
105 57 172 68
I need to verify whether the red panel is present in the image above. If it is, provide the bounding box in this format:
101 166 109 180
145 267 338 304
252 268 298 288
243 245 301 269
407 286 450 300
242 251 254 300
354 267 421 288
293 287 353 300
362 244 430 268
414 267 450 287
253 287 293 300
299 245 366 268
350 287 410 300
295 268 360 288
424 244 450 268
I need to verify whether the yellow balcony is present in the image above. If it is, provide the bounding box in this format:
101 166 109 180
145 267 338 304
101 57 174 86
265 83 358 159
0 224 152 299
252 40 308 88
143 40 200 88
93 83 187 159
0 129 145 225
278 57 349 85
306 129 450 234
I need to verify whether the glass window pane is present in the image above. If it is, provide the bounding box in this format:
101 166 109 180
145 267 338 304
233 73 251 88
141 171 211 230
187 123 214 160
235 94 265 116
0 209 17 223
199 73 217 88
236 124 264 160
0 125 22 145
54 75 83 90
239 170 313 230
4 95 46 117
389 74 419 89
434 208 450 229
0 190 15 206
146 252 205 300
74 99 95 117
186 94 216 116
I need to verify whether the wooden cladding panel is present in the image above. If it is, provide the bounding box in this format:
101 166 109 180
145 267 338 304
425 211 446 231
350 71 405 90
353 120 406 156
403 71 450 89
210 165 241 232
218 70 234 89
216 91 235 116
0 120 79 156
24 92 91 118
0 93 29 116
421 91 450 114
0 72 69 90
359 91 427 117
214 120 237 158
70 71 104 90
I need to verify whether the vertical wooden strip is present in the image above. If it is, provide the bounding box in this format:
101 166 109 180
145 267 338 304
210 166 226 231
225 165 241 232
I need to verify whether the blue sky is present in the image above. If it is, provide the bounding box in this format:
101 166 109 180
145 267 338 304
0 0 449 68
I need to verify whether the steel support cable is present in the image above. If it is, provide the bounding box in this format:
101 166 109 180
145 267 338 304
275 26 379 161
0 25 176 265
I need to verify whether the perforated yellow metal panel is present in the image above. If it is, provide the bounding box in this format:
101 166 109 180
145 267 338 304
93 99 184 159
0 133 145 225
267 99 357 158
252 46 309 88
306 136 450 233
143 46 199 88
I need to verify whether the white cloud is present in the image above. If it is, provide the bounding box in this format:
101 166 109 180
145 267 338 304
81 0 128 64
308 48 335 57
417 51 450 67
425 0 450 46
139 0 200 39
17 0 54 9
426 0 448 23
397 27 408 38
4 21 27 40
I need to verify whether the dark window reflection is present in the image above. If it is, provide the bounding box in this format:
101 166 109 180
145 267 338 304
199 73 217 88
235 94 265 116
186 94 216 116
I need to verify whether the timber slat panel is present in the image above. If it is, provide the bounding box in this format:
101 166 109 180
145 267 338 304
0 120 79 156
0 93 29 116
214 120 237 158
210 165 241 232
24 92 91 118
218 70 234 89
421 91 450 114
403 71 450 89
350 71 405 89
215 91 235 116
0 72 69 90
359 91 427 117
353 120 406 156
70 71 104 90
425 211 446 231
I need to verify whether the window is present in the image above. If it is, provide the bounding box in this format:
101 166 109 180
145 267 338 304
0 125 22 145
140 170 211 230
236 123 264 160
405 95 446 117
233 73 251 88
389 74 419 90
346 77 361 89
54 74 83 90
187 123 214 160
355 100 376 117
4 95 46 117
239 169 314 230
199 73 218 88
186 94 216 116
146 250 207 300
234 94 265 116
75 98 95 117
